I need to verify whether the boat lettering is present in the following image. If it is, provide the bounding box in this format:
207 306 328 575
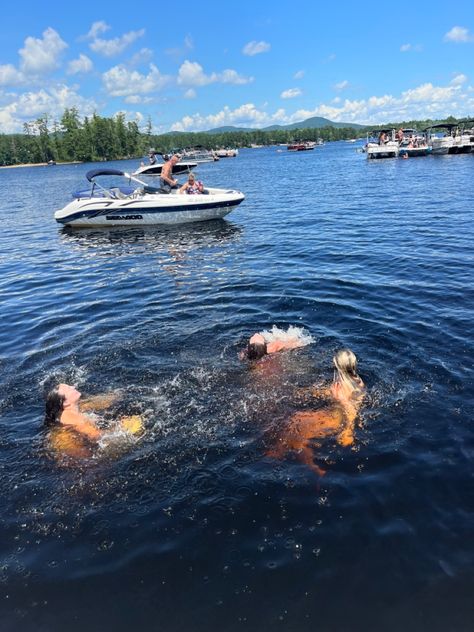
106 214 143 220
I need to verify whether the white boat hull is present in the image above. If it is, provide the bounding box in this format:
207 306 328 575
55 188 245 227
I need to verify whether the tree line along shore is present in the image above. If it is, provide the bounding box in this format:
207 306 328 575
0 107 465 168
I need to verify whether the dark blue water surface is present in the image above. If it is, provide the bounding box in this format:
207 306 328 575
0 144 473 631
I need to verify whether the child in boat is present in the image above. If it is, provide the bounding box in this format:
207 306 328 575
267 349 365 474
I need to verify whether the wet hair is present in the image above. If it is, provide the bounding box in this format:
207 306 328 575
333 349 364 396
44 386 65 427
247 341 267 361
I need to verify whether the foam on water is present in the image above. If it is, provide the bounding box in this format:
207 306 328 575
259 324 315 346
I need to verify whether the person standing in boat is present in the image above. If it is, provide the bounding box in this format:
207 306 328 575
378 131 387 145
160 154 181 192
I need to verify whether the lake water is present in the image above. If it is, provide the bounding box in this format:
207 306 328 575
0 143 473 631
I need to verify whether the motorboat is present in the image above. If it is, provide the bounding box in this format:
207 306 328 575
365 129 399 159
398 129 432 157
423 123 473 155
287 141 316 151
133 149 197 177
133 160 197 177
215 148 239 158
173 146 218 163
54 169 245 227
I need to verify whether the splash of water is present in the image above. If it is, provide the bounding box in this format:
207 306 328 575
259 325 314 346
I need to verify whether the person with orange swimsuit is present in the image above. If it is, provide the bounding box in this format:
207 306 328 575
267 349 365 475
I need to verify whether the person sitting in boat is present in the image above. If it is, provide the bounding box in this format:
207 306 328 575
179 172 204 195
44 383 142 445
245 331 306 361
160 154 181 192
395 128 404 143
378 131 387 145
267 349 365 474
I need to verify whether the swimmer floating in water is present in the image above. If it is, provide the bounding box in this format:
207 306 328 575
245 326 312 360
44 383 143 457
267 349 365 474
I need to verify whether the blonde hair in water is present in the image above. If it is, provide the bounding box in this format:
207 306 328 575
333 348 363 395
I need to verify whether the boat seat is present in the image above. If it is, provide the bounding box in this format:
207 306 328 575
110 187 128 199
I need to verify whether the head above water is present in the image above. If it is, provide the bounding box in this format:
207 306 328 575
247 333 268 360
333 348 364 395
333 348 358 376
44 383 81 426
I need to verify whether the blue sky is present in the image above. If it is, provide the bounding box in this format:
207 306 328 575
1 0 473 133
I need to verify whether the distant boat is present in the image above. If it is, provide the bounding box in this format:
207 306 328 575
423 123 474 155
287 141 316 151
215 148 239 158
175 146 219 163
365 129 399 159
133 161 197 177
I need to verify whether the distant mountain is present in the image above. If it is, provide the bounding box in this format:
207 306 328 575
200 116 364 135
263 116 364 130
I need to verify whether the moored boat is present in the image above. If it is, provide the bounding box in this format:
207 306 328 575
365 130 399 159
424 123 473 155
54 169 245 227
287 141 316 151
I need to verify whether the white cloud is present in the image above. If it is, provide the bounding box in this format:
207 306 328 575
219 69 254 85
168 78 474 132
178 60 216 86
123 95 154 104
184 88 197 99
177 60 253 86
19 27 68 75
0 64 25 87
86 21 111 39
400 43 423 52
450 73 468 86
334 80 349 90
90 28 145 57
444 26 473 43
171 103 286 132
67 54 93 75
294 70 305 79
130 48 154 66
0 84 98 133
281 88 302 99
102 63 170 96
242 40 270 56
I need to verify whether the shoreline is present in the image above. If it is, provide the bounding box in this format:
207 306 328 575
0 161 83 169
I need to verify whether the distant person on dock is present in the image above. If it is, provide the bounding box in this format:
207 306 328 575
160 154 181 192
267 349 365 474
179 172 205 195
44 383 142 446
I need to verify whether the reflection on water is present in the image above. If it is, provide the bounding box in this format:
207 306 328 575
60 218 243 254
